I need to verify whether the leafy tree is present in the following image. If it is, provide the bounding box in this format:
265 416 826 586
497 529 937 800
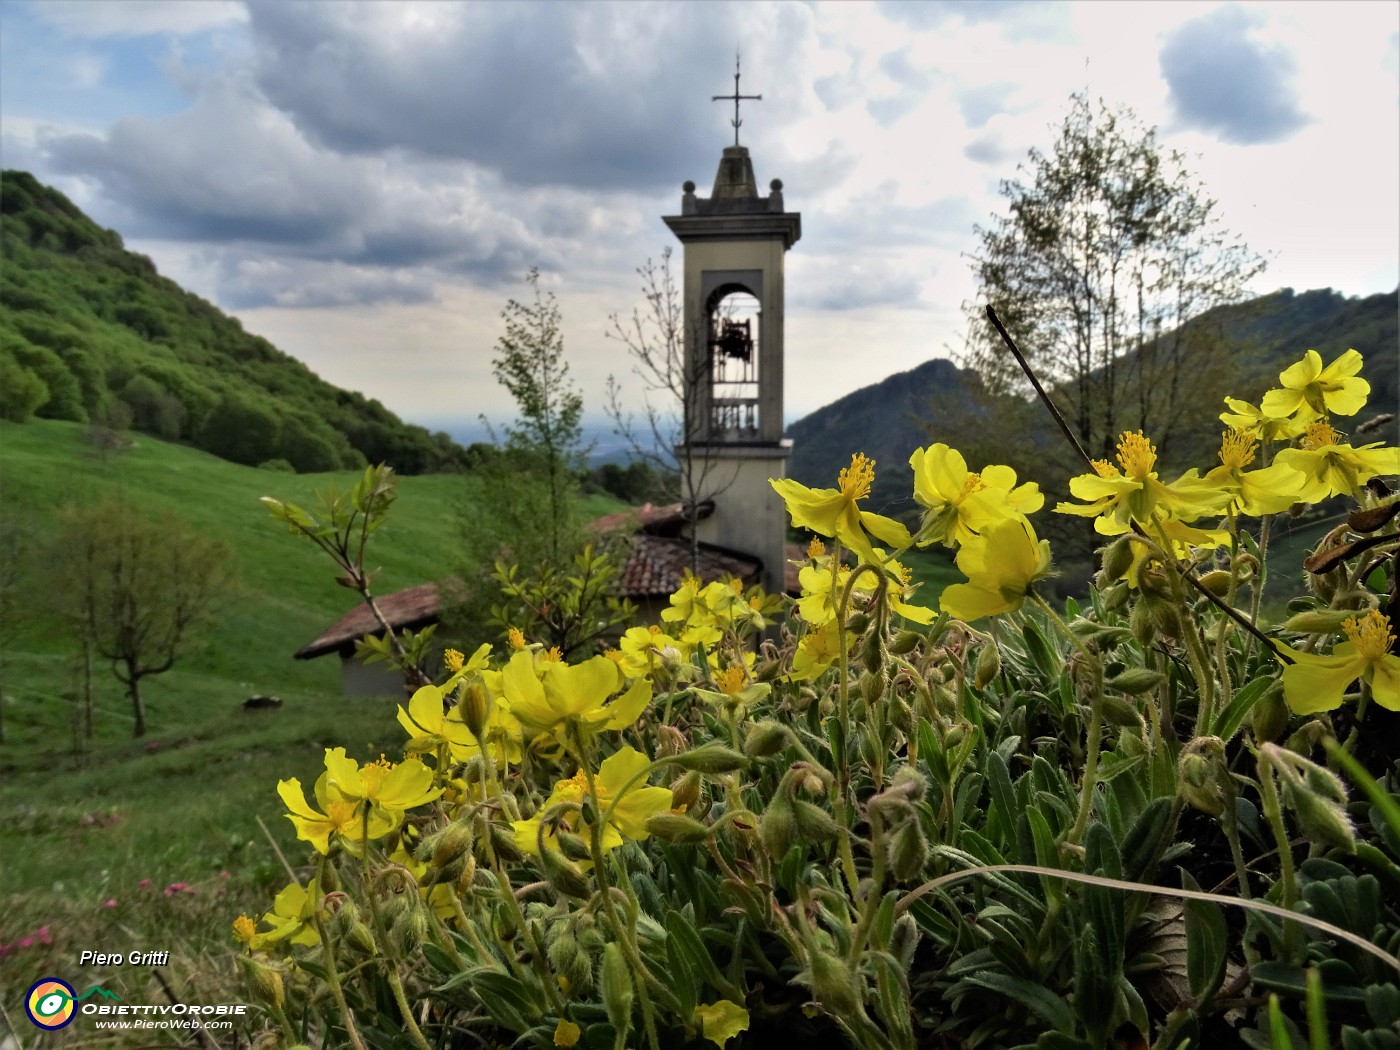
489 268 585 564
51 501 234 737
964 93 1266 463
0 351 49 422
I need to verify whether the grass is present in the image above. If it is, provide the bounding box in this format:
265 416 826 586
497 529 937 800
0 419 620 1043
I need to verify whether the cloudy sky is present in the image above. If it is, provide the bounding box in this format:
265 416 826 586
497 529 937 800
2 1 1396 441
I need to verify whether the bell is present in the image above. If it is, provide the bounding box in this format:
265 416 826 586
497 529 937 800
715 319 753 361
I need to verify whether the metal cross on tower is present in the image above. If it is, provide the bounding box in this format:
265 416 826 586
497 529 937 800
712 53 761 146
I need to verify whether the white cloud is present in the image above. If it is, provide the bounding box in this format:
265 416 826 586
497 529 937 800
24 0 246 38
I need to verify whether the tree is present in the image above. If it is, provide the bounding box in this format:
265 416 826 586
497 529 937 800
52 501 234 737
964 93 1266 463
604 249 730 572
489 268 585 565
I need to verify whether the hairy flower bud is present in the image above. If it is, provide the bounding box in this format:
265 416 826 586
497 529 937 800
669 770 702 812
644 812 712 844
1107 668 1166 696
540 849 592 900
861 630 887 676
743 721 789 758
600 942 634 1038
456 682 491 740
489 824 525 863
238 956 285 1009
1196 570 1232 597
887 819 929 883
792 800 841 842
548 932 593 993
1284 780 1355 853
668 743 749 774
655 724 688 759
890 629 924 655
891 914 921 968
432 820 473 868
1100 535 1136 584
1177 736 1231 817
1099 693 1142 728
1250 683 1290 742
761 793 799 858
555 832 594 864
1280 609 1360 635
805 950 860 1016
974 642 1001 689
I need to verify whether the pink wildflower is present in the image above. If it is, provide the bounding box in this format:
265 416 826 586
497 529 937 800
37 927 51 945
105 899 118 908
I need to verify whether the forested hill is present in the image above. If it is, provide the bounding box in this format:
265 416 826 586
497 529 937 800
785 286 1398 512
0 170 466 474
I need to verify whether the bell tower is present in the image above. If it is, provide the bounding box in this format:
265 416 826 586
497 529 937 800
663 64 800 593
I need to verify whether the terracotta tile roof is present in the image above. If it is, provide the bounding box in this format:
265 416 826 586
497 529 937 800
619 535 760 598
589 499 714 537
295 582 441 660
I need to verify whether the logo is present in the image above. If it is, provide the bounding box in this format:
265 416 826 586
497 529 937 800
23 979 121 1029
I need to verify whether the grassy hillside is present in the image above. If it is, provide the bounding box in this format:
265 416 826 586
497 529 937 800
0 170 466 474
0 421 624 1038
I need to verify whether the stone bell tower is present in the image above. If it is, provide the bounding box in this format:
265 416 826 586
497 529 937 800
662 63 800 594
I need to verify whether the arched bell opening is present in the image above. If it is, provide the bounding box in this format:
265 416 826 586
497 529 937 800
705 285 761 439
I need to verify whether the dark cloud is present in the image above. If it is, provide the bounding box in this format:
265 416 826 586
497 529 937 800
791 257 924 312
818 189 981 252
1160 6 1309 145
963 131 1017 166
244 2 813 193
216 257 439 310
956 82 1016 129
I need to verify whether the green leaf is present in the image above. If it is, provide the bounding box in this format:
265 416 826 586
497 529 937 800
1183 872 1228 1003
964 971 1075 1032
1120 797 1174 883
1213 676 1275 743
986 750 1017 844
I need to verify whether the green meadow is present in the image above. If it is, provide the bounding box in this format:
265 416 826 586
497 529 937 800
0 419 619 1038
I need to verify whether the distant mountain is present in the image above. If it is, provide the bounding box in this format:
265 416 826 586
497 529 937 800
785 287 1398 519
0 170 466 474
785 357 979 515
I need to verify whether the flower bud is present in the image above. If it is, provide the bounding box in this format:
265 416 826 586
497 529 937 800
645 812 712 843
669 770 702 811
489 824 525 863
347 921 379 956
889 629 924 655
1250 683 1289 742
1177 737 1231 818
861 630 887 676
1129 598 1154 648
891 914 921 968
886 820 929 882
1280 609 1358 635
238 956 285 1008
540 848 592 900
792 800 841 842
973 642 1001 689
1107 668 1166 696
655 724 688 758
456 682 491 739
1102 581 1130 611
1100 535 1136 584
761 793 799 857
1099 694 1141 728
547 932 593 993
555 831 594 864
600 942 634 1038
1284 782 1355 853
860 670 887 705
805 950 860 1016
432 820 473 868
668 743 749 774
847 612 870 635
1196 570 1232 597
743 721 789 758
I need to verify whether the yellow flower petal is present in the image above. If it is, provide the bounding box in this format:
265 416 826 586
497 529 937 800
693 1000 750 1047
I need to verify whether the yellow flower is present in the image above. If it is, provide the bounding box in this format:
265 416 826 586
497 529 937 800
508 628 527 649
788 620 843 682
1057 430 1230 531
796 551 932 627
398 684 479 759
511 746 673 857
696 662 770 711
322 748 442 825
1271 423 1400 503
940 516 1052 622
232 914 256 945
771 453 911 566
909 443 1042 548
1219 396 1312 441
553 1019 582 1048
277 772 395 854
617 624 682 679
251 880 322 949
501 649 651 739
1280 610 1400 715
1203 429 1305 517
693 1000 751 1047
1261 348 1370 419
